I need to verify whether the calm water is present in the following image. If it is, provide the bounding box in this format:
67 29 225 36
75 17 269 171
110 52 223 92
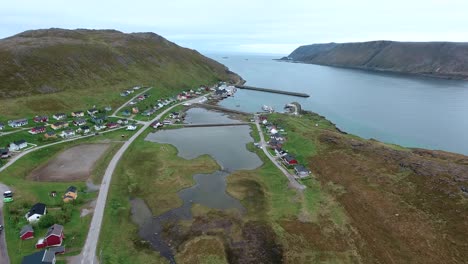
208 54 468 155
134 109 262 262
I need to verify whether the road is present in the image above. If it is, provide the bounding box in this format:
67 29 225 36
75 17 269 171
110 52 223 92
254 115 306 191
0 183 10 264
77 95 206 264
111 87 152 117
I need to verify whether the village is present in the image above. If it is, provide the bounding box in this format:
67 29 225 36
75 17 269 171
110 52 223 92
0 81 314 263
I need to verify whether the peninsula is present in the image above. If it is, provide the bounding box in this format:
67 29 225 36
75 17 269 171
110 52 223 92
282 41 468 79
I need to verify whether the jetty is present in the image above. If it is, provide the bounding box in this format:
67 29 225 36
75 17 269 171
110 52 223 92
192 103 250 115
235 85 310 98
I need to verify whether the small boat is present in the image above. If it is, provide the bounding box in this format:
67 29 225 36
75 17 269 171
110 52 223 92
262 105 274 113
236 104 240 107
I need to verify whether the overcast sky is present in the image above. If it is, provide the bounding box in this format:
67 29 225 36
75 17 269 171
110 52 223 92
1 0 467 54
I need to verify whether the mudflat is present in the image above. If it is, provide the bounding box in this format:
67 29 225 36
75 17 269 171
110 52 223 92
29 144 110 181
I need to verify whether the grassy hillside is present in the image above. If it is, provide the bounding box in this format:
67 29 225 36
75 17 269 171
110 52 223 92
286 41 468 79
0 28 240 118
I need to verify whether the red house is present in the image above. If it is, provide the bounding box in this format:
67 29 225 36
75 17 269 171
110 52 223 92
20 225 34 240
36 224 64 249
282 154 298 166
29 126 47 135
33 116 49 123
106 122 118 129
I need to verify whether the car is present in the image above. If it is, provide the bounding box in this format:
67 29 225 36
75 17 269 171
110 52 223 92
3 191 13 203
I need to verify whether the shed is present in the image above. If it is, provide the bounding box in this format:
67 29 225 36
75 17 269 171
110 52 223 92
20 225 35 240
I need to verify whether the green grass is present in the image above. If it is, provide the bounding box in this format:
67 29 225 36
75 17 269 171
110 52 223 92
98 130 220 263
0 128 139 263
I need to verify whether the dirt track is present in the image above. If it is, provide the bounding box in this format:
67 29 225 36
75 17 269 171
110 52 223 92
29 144 110 181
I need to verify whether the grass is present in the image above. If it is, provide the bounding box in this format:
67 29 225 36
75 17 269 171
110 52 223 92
98 130 220 263
0 128 139 263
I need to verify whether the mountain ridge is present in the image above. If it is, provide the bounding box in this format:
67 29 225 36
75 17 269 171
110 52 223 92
283 40 468 79
0 28 240 98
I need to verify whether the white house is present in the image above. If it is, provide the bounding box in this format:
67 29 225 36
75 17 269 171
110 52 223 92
52 113 66 120
25 203 47 223
0 122 4 130
59 130 75 138
9 140 27 151
126 124 137 131
8 119 28 128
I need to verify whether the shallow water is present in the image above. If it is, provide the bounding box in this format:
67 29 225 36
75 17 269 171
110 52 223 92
132 109 262 261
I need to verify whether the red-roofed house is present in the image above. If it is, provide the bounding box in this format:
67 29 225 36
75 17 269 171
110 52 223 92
36 224 64 249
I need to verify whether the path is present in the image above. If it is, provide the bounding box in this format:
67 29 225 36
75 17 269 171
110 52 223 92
76 95 208 264
0 183 10 264
254 115 306 190
111 87 152 117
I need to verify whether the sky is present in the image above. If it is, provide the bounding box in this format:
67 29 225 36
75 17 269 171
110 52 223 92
1 0 467 55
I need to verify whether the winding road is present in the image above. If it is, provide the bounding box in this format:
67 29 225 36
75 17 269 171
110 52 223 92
254 115 306 190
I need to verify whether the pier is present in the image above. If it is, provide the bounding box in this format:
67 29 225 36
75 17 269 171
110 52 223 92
235 85 310 98
192 103 251 115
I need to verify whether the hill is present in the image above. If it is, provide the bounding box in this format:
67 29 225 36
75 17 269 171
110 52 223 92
284 41 468 79
0 28 240 117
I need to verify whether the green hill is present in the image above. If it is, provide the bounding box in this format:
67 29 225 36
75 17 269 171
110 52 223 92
0 28 240 118
285 41 468 79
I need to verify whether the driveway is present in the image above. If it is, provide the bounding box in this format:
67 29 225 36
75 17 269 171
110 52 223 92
0 183 10 264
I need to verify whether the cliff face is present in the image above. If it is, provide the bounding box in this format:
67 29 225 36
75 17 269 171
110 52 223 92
0 28 240 98
286 41 468 79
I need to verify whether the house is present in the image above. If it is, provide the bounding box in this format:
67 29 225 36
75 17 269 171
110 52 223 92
0 148 10 159
274 148 288 157
21 249 56 264
36 224 64 249
120 91 130 97
268 138 282 149
20 225 35 240
94 125 105 131
104 106 112 112
25 203 47 223
29 126 47 135
52 113 66 120
121 110 131 116
162 119 172 125
87 108 99 116
151 120 162 128
44 131 57 139
126 124 137 131
137 95 145 101
117 119 128 125
9 140 28 151
77 125 90 134
132 107 139 114
51 122 68 130
133 85 141 90
71 111 84 117
142 109 155 116
294 165 311 178
73 119 86 126
33 116 49 123
282 154 298 166
8 119 28 128
59 130 75 138
63 186 78 203
91 116 106 125
0 122 4 130
106 122 118 129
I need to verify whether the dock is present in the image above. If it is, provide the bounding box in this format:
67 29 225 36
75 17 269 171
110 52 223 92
235 85 310 98
192 103 251 115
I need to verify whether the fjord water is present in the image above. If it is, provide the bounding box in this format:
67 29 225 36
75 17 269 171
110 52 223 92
208 54 468 155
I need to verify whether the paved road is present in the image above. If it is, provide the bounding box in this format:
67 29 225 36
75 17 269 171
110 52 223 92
254 116 306 190
111 87 152 117
0 183 10 264
78 96 206 264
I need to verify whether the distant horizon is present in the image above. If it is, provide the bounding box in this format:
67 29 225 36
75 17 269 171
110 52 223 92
4 27 468 57
2 0 467 54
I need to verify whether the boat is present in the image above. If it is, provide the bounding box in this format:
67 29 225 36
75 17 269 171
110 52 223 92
262 105 274 113
236 104 240 107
